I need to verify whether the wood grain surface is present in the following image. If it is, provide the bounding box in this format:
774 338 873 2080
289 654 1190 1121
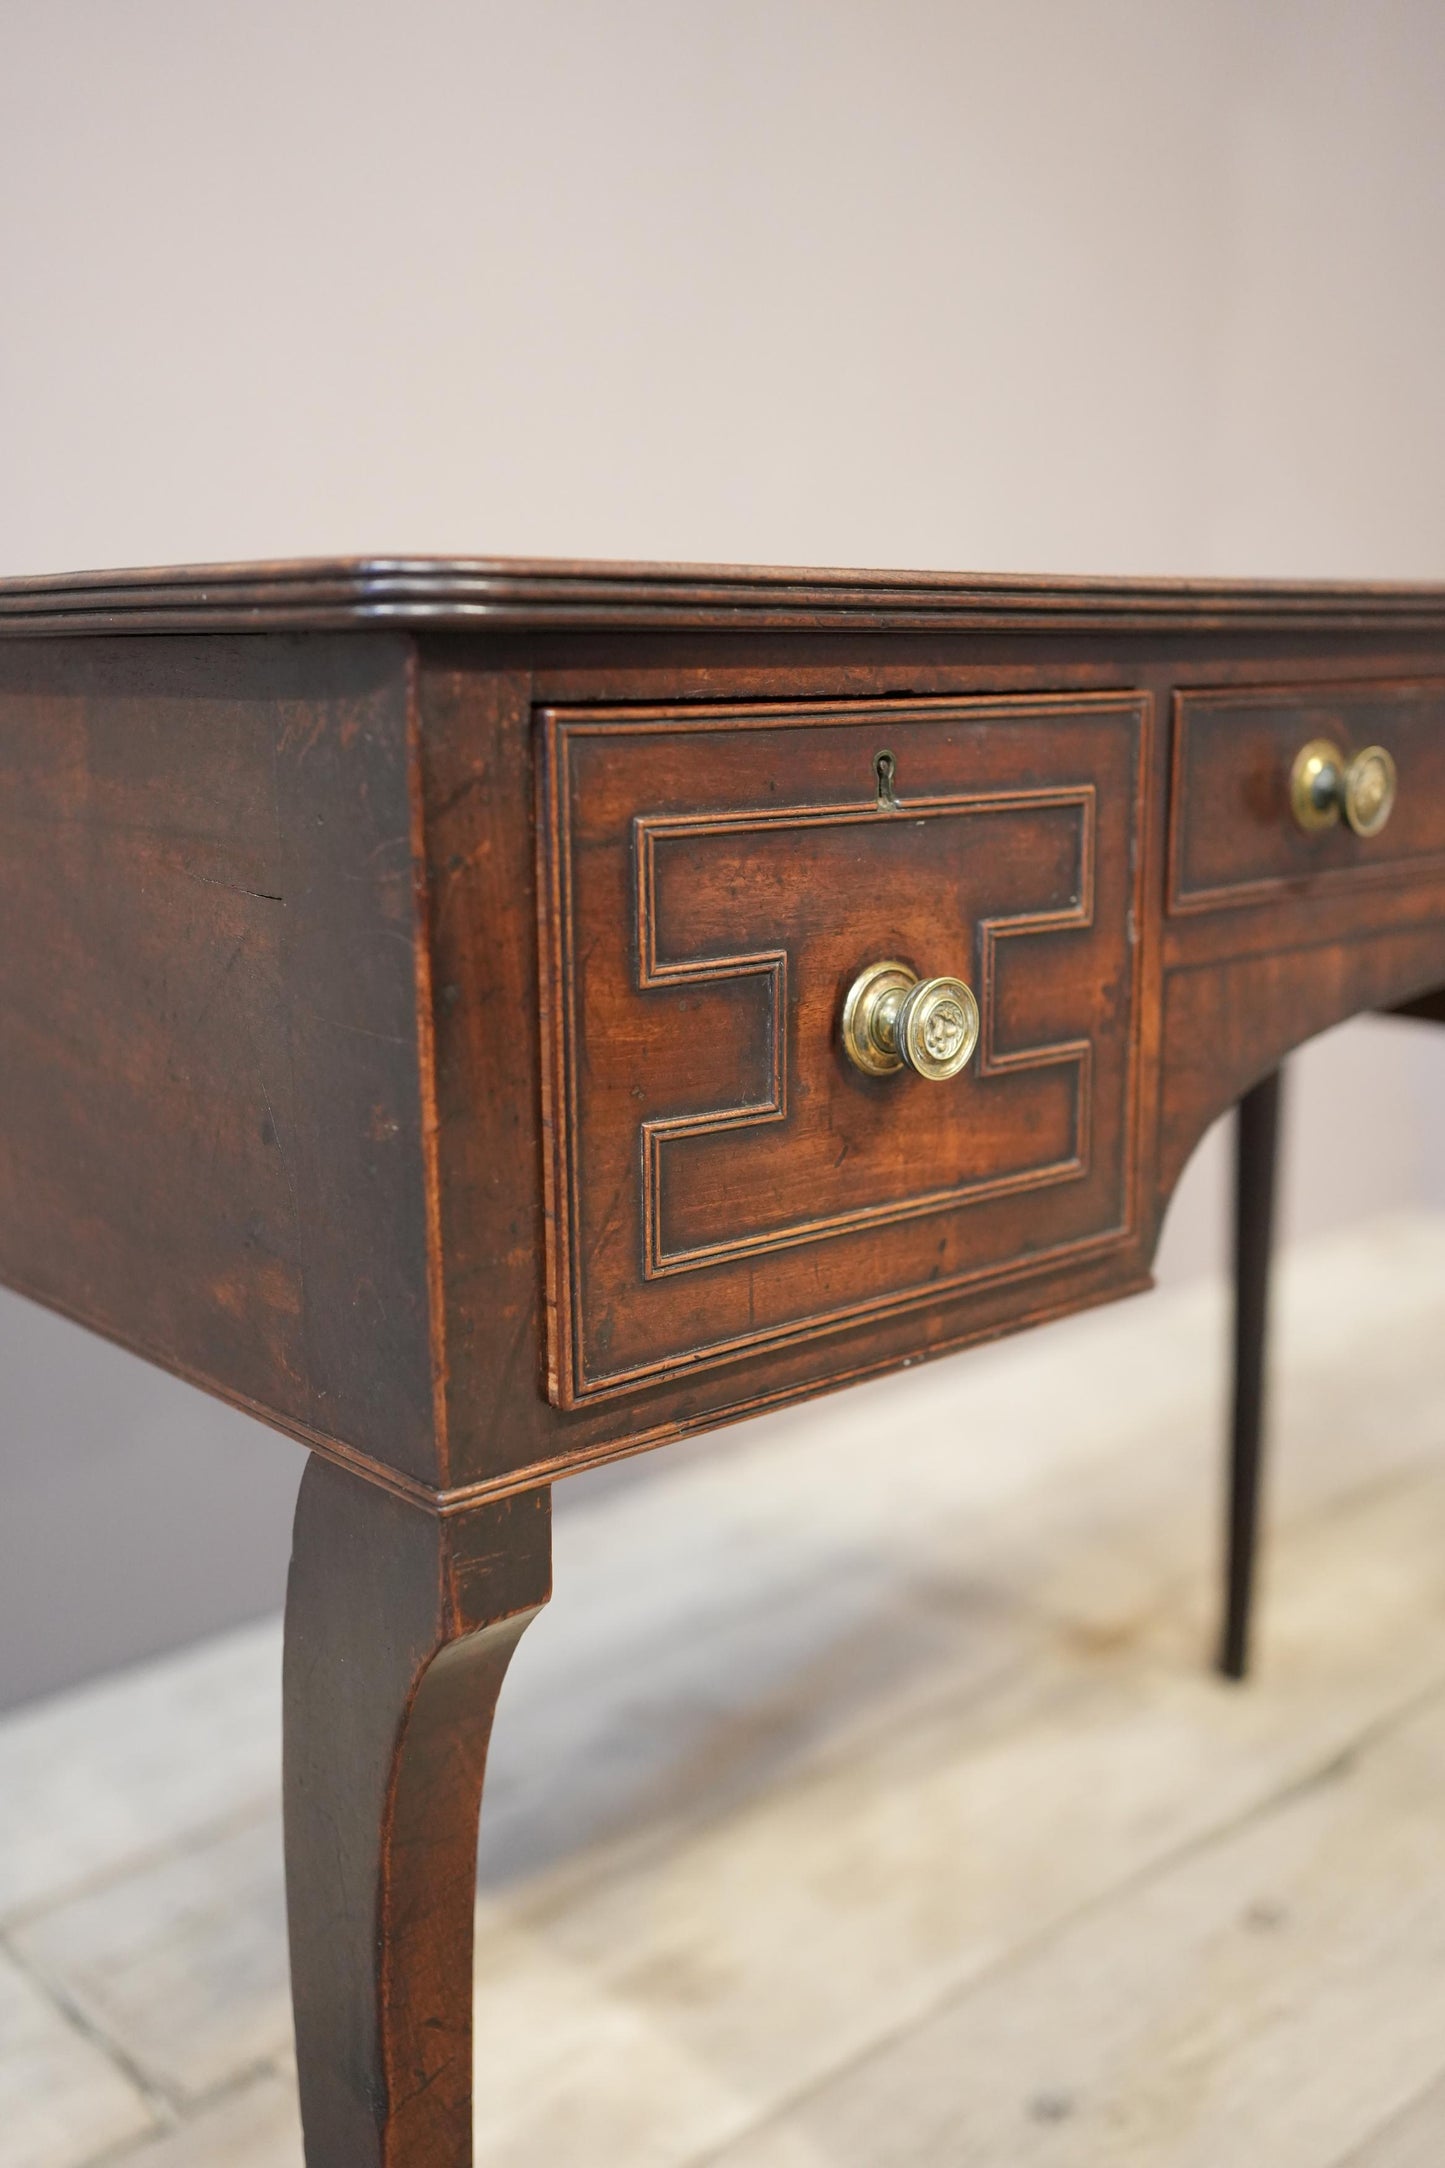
1169 680 1445 911
2 582 1442 1504
420 629 1445 1496
0 633 442 1483
539 693 1145 1405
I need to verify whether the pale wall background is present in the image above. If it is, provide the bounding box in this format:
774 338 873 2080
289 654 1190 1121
1 0 1443 1706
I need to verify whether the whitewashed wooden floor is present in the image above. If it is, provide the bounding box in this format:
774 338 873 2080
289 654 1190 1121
4 1212 1445 2168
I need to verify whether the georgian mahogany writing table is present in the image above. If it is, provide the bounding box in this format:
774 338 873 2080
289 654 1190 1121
1 558 1443 2166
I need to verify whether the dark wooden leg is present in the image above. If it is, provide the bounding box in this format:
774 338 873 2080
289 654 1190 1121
283 1455 552 2168
1220 1068 1283 1682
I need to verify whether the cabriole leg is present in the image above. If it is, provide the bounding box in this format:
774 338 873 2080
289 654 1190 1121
283 1455 551 2167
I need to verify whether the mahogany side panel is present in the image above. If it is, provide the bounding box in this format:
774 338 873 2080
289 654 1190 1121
0 635 444 1483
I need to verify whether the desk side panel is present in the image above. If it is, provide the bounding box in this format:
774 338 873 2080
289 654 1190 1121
0 634 442 1484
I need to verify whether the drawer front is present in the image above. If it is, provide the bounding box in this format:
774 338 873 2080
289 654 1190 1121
1169 681 1445 913
539 693 1148 1408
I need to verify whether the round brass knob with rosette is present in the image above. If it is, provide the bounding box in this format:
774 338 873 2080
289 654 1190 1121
841 960 980 1081
1290 738 1398 838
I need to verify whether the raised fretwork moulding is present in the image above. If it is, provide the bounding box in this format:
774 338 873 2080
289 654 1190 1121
538 693 1149 1407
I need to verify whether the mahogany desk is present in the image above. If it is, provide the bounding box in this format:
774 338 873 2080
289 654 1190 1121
1 559 1443 2167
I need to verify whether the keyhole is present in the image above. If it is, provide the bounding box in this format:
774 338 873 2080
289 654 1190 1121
875 749 899 809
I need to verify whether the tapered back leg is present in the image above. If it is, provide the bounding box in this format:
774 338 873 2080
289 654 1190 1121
1221 1069 1283 1682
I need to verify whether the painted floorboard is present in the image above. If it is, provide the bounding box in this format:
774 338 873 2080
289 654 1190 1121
0 1944 156 2168
1340 2074 1445 2168
705 1686 1445 2168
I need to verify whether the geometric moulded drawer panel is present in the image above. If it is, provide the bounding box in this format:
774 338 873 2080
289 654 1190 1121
1169 680 1445 913
539 692 1149 1406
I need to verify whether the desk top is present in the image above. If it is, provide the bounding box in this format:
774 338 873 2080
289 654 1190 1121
5 556 1445 637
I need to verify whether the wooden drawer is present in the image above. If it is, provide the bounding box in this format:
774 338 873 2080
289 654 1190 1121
539 692 1148 1408
1169 681 1445 913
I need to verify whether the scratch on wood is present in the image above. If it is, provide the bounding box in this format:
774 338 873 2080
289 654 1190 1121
179 865 285 905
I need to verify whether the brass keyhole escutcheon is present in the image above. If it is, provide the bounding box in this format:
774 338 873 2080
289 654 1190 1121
1290 738 1398 838
842 960 980 1081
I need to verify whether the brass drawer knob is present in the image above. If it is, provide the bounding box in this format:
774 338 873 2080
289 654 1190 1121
1290 738 1398 838
842 960 980 1081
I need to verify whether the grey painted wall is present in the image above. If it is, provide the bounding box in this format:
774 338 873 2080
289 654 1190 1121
0 1293 303 1710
